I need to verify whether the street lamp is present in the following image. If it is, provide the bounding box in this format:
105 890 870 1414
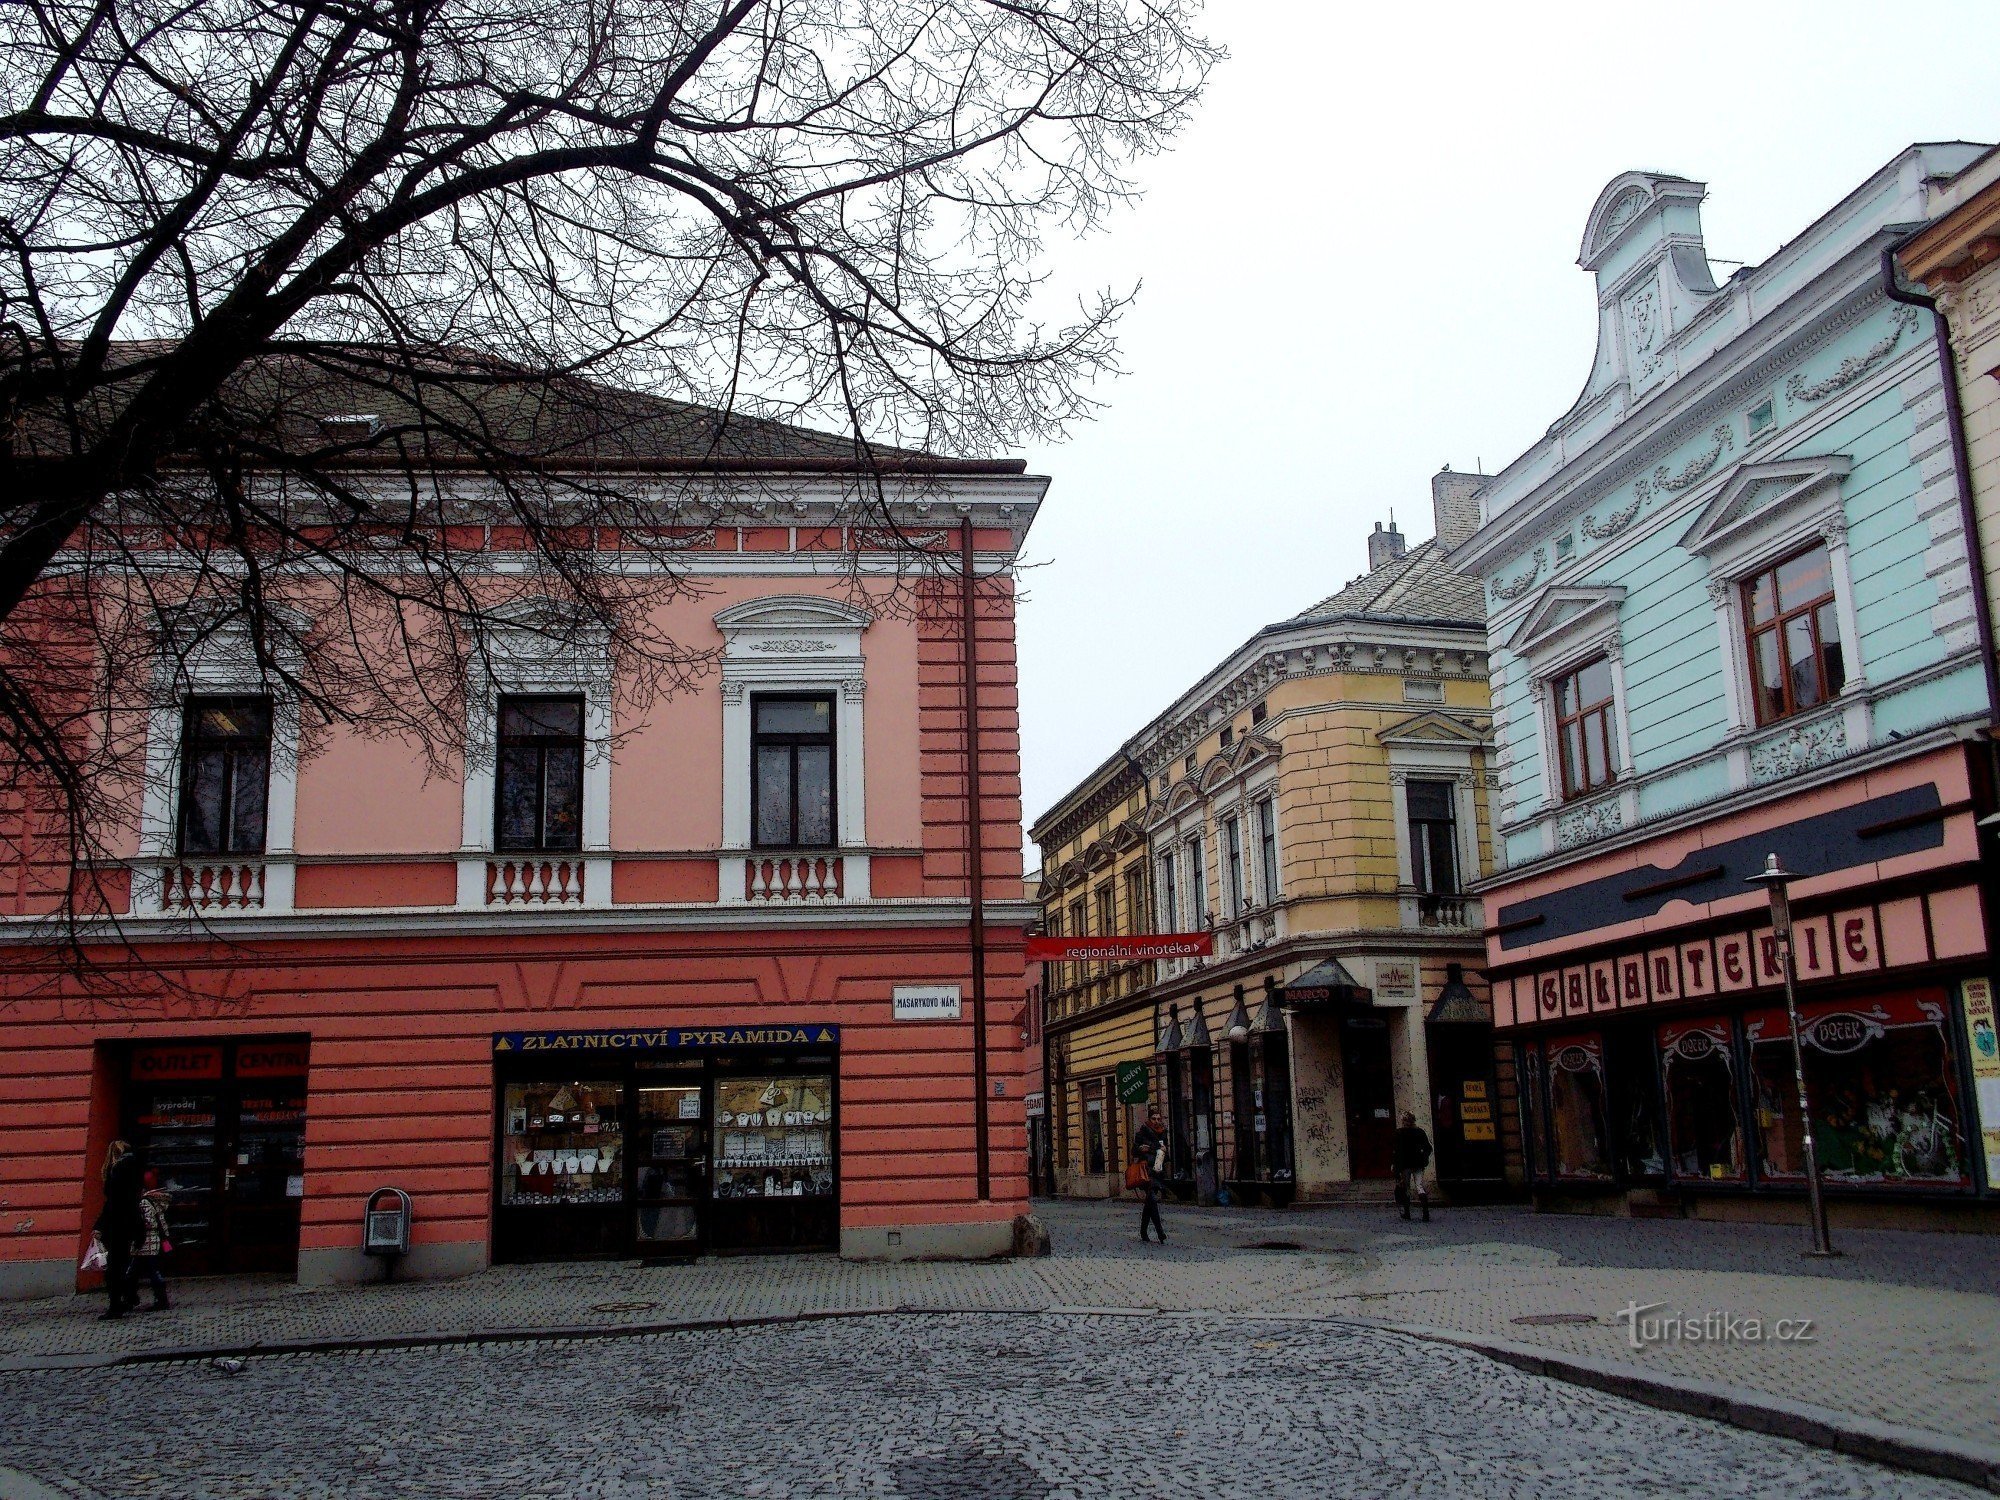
1744 852 1839 1258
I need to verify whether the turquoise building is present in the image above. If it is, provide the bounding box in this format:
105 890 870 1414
1457 144 2000 1225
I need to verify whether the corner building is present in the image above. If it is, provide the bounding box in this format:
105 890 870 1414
0 369 1042 1297
1462 145 2000 1227
1035 476 1523 1208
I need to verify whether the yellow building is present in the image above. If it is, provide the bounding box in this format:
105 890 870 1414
1033 472 1524 1204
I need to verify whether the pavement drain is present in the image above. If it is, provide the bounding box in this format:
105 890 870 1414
590 1301 660 1315
1510 1312 1599 1327
1242 1240 1305 1251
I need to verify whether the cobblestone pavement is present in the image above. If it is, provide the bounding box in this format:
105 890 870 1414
0 1313 1979 1500
2 1197 1996 1486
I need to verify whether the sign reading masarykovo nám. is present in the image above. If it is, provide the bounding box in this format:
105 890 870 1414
892 984 963 1021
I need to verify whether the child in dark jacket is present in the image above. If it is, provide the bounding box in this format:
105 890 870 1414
130 1170 172 1312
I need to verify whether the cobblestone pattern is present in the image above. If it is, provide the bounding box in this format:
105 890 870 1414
0 1314 1978 1500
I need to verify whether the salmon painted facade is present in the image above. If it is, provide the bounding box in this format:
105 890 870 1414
0 371 1043 1297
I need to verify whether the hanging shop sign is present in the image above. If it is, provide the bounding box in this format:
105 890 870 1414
1115 1060 1151 1106
1961 977 2000 1187
1025 933 1213 962
892 984 962 1021
494 1025 840 1055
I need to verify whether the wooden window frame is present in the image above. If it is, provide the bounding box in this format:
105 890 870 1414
178 697 273 856
1740 543 1842 727
495 694 586 853
750 693 837 850
1551 658 1620 803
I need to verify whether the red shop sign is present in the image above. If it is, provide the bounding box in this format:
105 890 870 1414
130 1044 223 1082
1025 933 1213 962
236 1040 311 1078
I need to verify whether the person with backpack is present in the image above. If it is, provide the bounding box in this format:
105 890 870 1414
1393 1111 1434 1223
129 1169 173 1312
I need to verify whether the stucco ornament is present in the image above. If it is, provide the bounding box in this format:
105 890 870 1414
1636 423 1734 502
1785 306 1919 403
1580 494 1643 541
748 638 836 654
1556 796 1623 850
1749 716 1847 784
1490 547 1546 602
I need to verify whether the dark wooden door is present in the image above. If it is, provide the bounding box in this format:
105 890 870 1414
1342 1017 1397 1179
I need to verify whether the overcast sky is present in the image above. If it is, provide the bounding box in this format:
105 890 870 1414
1013 1 2000 859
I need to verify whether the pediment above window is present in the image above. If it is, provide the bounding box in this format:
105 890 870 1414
1679 454 1853 564
1505 585 1627 663
1377 711 1493 751
1148 781 1204 827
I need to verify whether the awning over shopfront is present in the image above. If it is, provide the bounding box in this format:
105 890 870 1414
1282 959 1371 1008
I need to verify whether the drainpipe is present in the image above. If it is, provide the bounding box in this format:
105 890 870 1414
1880 240 2000 730
960 516 990 1202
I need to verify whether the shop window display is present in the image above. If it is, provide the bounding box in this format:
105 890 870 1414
635 1077 704 1248
1605 1027 1666 1180
1747 993 1967 1187
712 1073 833 1200
502 1079 625 1206
1546 1034 1613 1180
1659 1019 1745 1182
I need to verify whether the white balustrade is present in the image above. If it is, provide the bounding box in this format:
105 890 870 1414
162 861 266 912
487 857 587 906
743 854 844 902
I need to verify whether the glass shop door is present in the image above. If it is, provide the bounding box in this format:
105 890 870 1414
634 1072 707 1258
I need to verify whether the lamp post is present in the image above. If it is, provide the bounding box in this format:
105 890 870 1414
1745 853 1838 1258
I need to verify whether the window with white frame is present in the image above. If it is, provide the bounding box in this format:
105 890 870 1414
178 698 273 856
1503 585 1633 810
1256 797 1279 903
1678 454 1863 738
1157 849 1179 931
1125 864 1147 936
1185 834 1206 923
751 694 836 848
1222 814 1244 918
1405 779 1460 895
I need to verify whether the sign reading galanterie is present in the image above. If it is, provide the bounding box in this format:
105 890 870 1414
892 984 963 1021
493 1025 839 1054
1024 933 1213 962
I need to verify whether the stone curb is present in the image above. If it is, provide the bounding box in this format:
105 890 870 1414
1330 1314 2000 1495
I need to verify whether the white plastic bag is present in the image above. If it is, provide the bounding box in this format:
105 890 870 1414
80 1235 107 1272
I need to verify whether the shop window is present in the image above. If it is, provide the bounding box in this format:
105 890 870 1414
1552 658 1621 802
1261 1031 1295 1184
1747 993 1968 1186
712 1072 834 1200
179 698 272 855
1165 1051 1192 1179
1082 1081 1106 1175
635 1077 704 1247
1742 543 1844 725
1545 1034 1613 1180
1230 1039 1257 1181
1659 1019 1745 1181
496 695 584 851
1405 779 1459 895
1606 1027 1666 1180
751 694 835 848
1257 797 1279 903
501 1079 625 1206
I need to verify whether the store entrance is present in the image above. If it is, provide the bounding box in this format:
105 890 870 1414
1341 1017 1397 1179
493 1043 838 1264
122 1037 310 1277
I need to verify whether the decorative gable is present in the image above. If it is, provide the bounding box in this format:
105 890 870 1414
1505 585 1627 660
1377 711 1493 751
1678 454 1853 559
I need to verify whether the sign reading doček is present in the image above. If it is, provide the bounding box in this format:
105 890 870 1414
1115 1060 1150 1106
893 984 963 1021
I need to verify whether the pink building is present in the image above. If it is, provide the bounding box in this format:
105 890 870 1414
0 367 1043 1296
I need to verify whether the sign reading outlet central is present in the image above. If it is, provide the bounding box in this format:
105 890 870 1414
892 984 963 1021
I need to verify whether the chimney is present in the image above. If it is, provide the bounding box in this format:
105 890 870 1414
1367 519 1406 571
1431 465 1488 552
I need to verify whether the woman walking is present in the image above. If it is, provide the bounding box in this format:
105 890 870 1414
1131 1109 1169 1245
93 1140 143 1320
